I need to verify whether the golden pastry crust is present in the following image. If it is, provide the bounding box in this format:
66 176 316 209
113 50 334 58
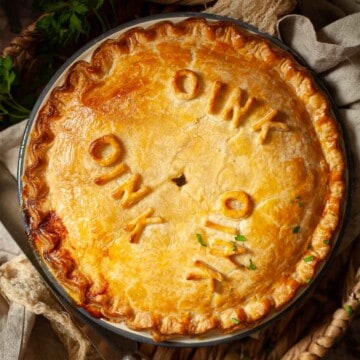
21 18 346 341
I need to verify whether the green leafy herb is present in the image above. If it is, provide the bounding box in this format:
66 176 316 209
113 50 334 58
303 255 314 263
235 234 246 242
292 226 300 234
305 277 311 284
248 259 257 270
230 241 237 252
291 195 302 207
323 239 330 245
344 305 353 317
0 55 30 121
196 233 206 247
34 0 112 48
231 317 240 324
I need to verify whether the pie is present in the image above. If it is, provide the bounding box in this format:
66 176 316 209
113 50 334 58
21 18 346 341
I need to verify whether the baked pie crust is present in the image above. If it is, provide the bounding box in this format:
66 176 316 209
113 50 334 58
21 18 346 341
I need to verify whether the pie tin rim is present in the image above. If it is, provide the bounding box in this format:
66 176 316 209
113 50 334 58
17 12 352 347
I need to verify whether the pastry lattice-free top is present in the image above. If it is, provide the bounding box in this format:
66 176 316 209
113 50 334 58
21 18 346 341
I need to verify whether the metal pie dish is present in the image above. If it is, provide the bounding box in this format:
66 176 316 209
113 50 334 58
17 12 352 347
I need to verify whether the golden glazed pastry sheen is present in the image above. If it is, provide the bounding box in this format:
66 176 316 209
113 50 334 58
21 18 346 341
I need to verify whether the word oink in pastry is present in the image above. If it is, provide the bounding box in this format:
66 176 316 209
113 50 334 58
88 68 291 291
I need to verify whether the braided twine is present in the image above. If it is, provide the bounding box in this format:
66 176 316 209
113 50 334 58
1 20 40 69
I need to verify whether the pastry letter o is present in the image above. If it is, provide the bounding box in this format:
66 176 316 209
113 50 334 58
89 134 122 167
219 190 253 219
172 69 199 100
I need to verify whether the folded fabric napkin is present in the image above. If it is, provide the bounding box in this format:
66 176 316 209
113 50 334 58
277 2 360 253
0 1 359 359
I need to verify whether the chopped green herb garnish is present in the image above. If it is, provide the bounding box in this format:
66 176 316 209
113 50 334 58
303 255 314 263
306 277 311 284
248 259 257 270
345 305 353 317
196 233 206 247
235 234 246 242
291 195 302 207
292 226 300 234
230 241 237 252
0 55 31 121
231 317 240 324
323 240 330 245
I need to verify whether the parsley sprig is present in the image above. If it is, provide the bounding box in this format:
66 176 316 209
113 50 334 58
1 1 116 127
34 0 113 48
0 56 31 121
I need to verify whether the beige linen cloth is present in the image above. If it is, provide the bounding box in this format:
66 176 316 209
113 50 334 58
0 0 359 359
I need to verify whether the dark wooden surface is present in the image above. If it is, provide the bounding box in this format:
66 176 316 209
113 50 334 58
0 0 38 50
